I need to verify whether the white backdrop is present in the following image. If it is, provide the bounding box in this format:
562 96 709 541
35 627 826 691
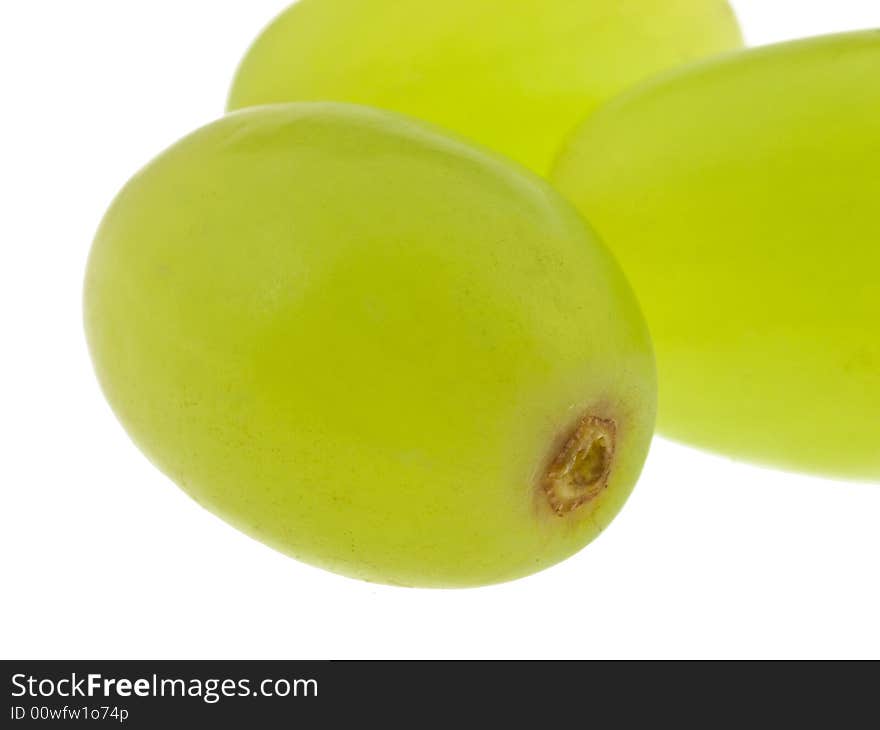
2 1 879 660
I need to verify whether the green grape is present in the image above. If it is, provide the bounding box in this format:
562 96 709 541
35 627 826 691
226 0 743 175
84 103 656 587
552 30 880 480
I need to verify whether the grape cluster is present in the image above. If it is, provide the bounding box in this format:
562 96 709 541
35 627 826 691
84 2 877 587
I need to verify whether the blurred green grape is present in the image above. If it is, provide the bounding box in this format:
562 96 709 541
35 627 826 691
553 31 880 480
227 0 742 174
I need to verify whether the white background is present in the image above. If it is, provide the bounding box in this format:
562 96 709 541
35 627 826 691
2 1 879 660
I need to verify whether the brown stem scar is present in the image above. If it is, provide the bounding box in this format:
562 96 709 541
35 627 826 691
542 415 617 517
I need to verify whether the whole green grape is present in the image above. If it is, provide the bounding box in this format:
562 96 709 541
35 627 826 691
552 31 880 480
84 103 656 587
226 0 743 175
